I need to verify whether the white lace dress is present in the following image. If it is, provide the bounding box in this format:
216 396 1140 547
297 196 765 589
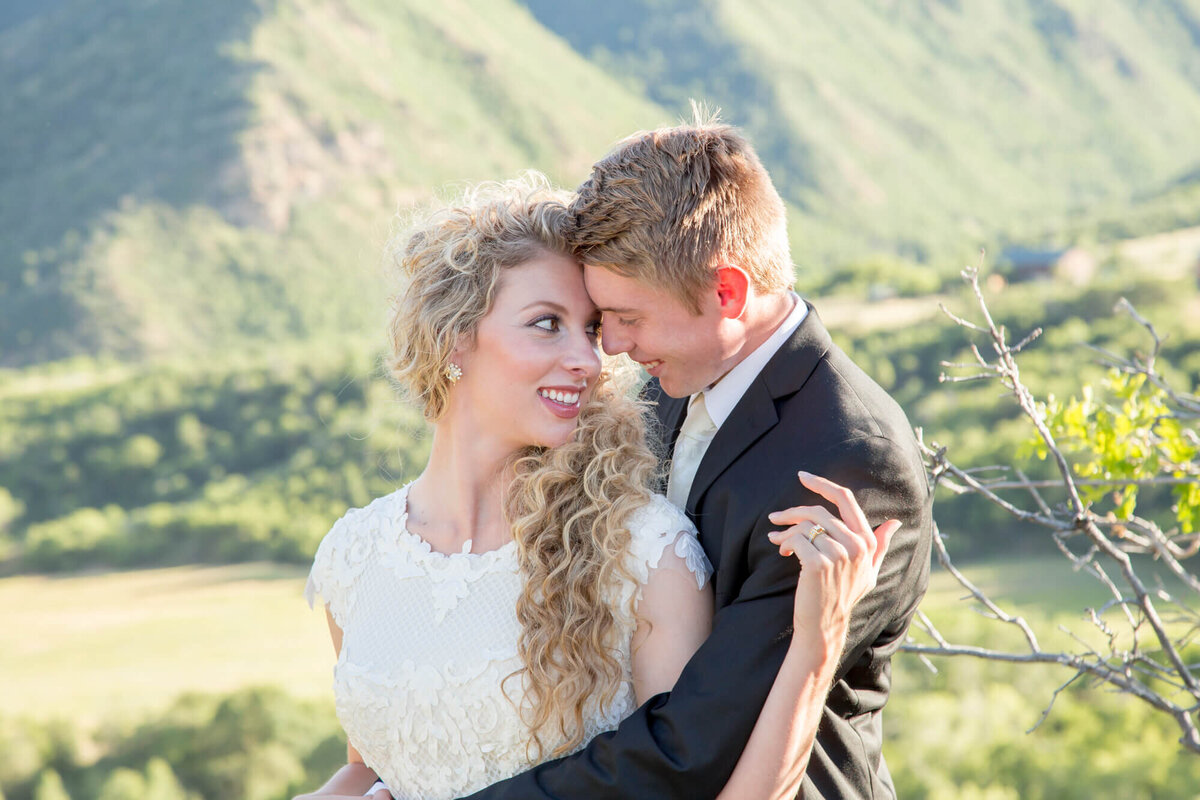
305 484 711 800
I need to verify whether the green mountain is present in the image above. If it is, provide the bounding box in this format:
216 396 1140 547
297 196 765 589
0 0 665 366
525 0 1200 262
4 0 1200 367
1069 162 1200 242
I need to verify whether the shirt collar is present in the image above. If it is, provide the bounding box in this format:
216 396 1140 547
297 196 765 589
698 293 807 430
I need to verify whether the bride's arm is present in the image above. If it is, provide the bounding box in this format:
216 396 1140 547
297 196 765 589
711 597 845 800
630 540 714 704
293 758 381 800
715 472 901 800
292 610 388 800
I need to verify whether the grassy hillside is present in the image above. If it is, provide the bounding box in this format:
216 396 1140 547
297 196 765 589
1062 166 1200 244
0 0 666 366
6 1 1200 366
526 0 1200 267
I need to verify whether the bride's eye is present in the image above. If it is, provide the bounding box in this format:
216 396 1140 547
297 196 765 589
531 314 560 333
586 320 602 340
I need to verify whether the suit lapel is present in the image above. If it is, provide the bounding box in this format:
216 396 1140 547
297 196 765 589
685 302 832 514
659 395 688 456
647 378 688 454
685 379 777 513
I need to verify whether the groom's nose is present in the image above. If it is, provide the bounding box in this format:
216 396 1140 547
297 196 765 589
599 318 632 356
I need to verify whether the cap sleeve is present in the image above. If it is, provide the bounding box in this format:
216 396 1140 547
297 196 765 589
624 494 712 598
304 505 371 629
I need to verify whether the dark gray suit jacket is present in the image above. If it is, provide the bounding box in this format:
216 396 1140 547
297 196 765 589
463 305 933 799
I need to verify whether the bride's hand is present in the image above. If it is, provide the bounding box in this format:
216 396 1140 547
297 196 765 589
766 471 900 647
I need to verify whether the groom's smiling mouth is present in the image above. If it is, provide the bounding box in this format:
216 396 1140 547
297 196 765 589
637 359 664 375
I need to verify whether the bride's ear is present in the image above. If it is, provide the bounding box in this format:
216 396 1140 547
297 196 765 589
448 332 473 372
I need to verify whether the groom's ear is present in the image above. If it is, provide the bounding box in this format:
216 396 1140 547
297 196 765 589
714 264 750 320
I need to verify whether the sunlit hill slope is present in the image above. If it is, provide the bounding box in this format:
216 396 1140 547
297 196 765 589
3 0 1200 367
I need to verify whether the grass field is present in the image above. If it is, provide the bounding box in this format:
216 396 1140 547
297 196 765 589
0 563 332 726
5 555 1200 798
4 553 1176 726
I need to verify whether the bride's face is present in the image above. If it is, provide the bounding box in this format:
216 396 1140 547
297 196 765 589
450 250 603 451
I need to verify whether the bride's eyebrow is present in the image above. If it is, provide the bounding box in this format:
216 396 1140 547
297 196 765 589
518 300 570 314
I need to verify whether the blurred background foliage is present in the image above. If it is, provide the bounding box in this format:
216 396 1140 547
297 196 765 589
3 0 1200 797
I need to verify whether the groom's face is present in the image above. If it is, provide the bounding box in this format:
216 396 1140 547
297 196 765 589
584 265 727 398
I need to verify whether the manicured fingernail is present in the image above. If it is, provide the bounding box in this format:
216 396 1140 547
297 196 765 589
767 530 782 541
768 511 782 522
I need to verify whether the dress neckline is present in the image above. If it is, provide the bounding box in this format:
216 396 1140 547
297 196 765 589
394 483 517 560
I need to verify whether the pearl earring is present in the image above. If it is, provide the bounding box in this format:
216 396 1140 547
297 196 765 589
444 363 463 384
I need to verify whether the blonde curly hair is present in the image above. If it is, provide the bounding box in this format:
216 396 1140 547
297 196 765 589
387 173 660 758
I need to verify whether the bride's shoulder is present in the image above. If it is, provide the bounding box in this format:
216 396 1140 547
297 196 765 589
305 485 410 616
623 493 710 588
322 485 409 543
624 492 692 535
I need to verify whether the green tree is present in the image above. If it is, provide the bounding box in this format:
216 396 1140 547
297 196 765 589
32 771 69 800
0 488 23 532
143 758 194 800
96 768 145 800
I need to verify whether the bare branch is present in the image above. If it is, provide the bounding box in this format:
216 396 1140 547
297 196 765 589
1011 327 1043 354
971 476 1198 491
909 267 1200 755
1028 671 1084 733
928 523 1040 651
938 302 987 333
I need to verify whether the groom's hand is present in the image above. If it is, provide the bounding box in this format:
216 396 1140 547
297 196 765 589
766 471 900 645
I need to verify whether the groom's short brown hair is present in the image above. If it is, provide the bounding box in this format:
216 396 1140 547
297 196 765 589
567 114 794 313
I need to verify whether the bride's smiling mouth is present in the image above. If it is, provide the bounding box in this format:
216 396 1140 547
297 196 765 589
538 386 584 418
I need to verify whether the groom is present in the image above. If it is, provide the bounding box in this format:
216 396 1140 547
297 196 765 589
466 119 933 798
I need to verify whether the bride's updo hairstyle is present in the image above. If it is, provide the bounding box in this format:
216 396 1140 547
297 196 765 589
387 173 659 759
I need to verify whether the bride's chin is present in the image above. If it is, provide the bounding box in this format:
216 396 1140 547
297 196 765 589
531 424 580 451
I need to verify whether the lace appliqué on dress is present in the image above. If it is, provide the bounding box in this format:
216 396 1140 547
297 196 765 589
304 487 710 800
625 493 712 589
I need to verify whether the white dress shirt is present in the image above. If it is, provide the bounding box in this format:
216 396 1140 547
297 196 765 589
667 293 808 503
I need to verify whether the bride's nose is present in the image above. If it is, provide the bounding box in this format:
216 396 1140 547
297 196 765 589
562 330 602 379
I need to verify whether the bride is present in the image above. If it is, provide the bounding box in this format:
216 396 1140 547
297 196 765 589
297 175 895 800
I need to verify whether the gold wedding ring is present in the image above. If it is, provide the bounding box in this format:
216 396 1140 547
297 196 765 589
807 524 827 543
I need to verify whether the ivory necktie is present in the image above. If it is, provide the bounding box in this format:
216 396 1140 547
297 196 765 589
666 392 718 508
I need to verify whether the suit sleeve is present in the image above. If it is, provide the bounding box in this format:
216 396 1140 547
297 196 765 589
459 434 930 800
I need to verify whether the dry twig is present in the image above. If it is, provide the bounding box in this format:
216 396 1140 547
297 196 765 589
903 266 1200 754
